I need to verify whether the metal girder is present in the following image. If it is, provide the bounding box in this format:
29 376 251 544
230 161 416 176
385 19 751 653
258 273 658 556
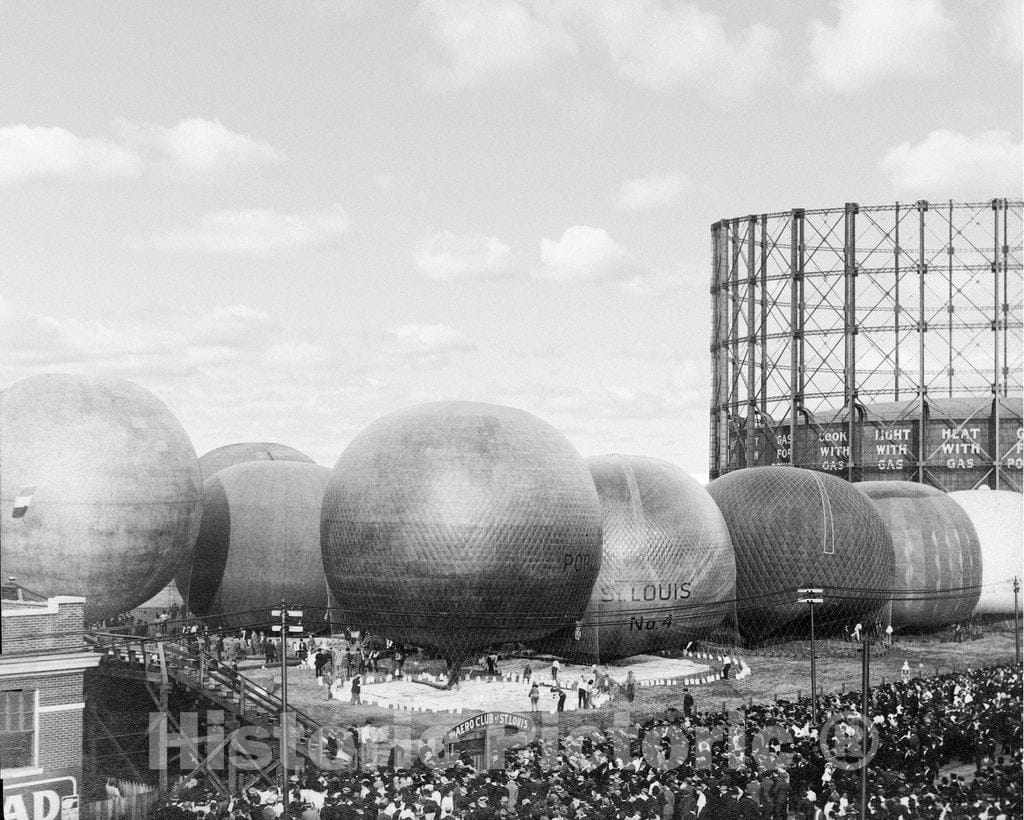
144 680 231 795
709 200 1024 491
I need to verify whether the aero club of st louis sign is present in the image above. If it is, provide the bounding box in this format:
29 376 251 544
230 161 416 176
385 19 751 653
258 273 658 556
446 711 534 742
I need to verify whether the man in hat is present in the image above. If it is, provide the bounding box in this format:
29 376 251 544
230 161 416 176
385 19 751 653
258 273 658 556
504 773 519 808
323 663 335 700
692 781 708 819
712 783 737 820
578 675 590 709
315 648 330 680
474 794 495 820
675 781 697 820
737 782 761 820
770 770 790 820
796 789 818 820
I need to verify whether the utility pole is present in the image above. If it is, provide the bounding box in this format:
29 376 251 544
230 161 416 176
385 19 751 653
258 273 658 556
860 637 870 820
798 588 823 727
1014 577 1021 666
271 602 303 797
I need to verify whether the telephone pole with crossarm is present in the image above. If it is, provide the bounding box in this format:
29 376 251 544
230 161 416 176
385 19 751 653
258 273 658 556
797 588 824 727
272 602 304 796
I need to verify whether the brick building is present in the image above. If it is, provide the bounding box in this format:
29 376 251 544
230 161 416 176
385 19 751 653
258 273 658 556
1 594 101 820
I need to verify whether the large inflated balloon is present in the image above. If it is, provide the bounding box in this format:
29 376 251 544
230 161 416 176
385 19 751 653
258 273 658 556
857 482 981 630
175 442 315 601
948 489 1023 616
708 466 894 643
541 455 736 661
187 461 332 628
199 442 314 479
320 401 602 660
1 374 201 622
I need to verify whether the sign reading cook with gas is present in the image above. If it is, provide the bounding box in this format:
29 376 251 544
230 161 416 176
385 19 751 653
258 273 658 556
2 777 76 820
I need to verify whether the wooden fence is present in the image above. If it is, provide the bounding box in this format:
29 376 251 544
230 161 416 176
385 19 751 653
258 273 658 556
82 789 158 820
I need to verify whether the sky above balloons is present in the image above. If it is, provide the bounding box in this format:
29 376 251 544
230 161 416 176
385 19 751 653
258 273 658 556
1 0 1021 478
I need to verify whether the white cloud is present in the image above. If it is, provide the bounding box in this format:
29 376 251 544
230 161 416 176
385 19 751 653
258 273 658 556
114 117 283 175
880 129 1024 196
991 0 1023 63
415 0 577 87
185 305 276 348
620 261 709 297
414 0 779 97
536 225 645 283
263 341 332 369
0 119 282 186
0 125 142 186
0 298 279 379
0 291 716 473
619 271 681 296
372 171 428 204
807 0 955 93
616 171 687 211
385 323 475 356
415 231 513 280
588 1 780 96
145 205 350 255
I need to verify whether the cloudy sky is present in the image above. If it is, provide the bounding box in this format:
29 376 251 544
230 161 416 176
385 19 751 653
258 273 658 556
1 0 1021 476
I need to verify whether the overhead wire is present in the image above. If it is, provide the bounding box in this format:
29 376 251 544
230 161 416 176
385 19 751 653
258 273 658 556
2 577 1006 657
6 578 995 639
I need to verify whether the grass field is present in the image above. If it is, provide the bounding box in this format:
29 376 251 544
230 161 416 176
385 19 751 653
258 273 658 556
267 621 1021 739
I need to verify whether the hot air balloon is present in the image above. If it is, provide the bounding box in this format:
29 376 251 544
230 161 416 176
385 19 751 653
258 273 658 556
540 455 735 661
858 482 981 630
186 461 332 629
320 401 602 673
708 466 894 643
1 374 201 622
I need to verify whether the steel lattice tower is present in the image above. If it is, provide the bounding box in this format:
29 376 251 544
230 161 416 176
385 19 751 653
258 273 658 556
710 199 1024 492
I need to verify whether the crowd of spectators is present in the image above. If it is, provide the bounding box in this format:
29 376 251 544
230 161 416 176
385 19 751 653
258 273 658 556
149 665 1020 820
94 610 153 636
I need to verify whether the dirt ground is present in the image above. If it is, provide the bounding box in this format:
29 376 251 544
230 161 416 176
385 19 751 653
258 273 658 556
265 621 1021 739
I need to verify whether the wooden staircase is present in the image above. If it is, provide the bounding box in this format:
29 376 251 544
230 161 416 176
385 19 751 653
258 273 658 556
85 633 333 792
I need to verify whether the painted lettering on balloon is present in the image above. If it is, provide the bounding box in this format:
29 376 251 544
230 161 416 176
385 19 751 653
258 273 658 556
562 553 593 572
599 582 692 603
631 582 692 602
598 581 692 601
629 615 673 631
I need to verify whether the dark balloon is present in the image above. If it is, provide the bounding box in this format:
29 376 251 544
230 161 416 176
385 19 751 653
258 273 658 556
187 461 332 629
175 441 315 600
541 455 735 662
858 482 981 629
1 374 202 622
320 401 603 661
707 466 894 643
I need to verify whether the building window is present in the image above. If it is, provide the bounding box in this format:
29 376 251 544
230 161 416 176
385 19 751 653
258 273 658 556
0 689 35 769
